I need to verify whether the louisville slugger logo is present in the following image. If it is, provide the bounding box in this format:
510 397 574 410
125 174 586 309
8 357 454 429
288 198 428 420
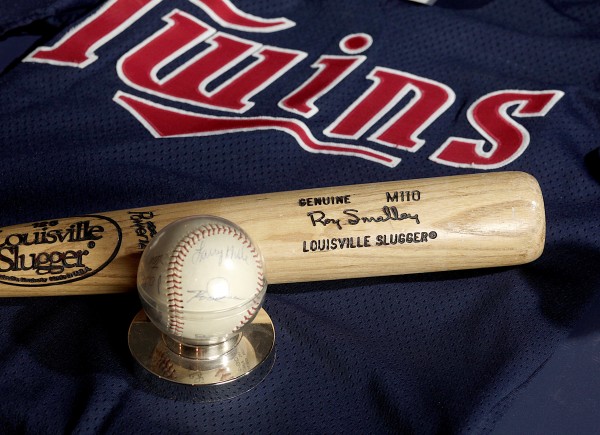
0 216 122 286
24 0 564 168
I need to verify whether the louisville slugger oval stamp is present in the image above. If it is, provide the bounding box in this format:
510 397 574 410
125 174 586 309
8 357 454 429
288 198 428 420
0 215 122 287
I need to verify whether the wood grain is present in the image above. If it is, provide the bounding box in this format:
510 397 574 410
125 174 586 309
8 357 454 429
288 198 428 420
0 171 545 296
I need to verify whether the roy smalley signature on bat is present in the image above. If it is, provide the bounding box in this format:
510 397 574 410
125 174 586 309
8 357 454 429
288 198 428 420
307 206 420 230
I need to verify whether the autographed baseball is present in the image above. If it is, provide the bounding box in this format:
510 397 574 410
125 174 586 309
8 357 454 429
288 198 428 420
137 216 266 346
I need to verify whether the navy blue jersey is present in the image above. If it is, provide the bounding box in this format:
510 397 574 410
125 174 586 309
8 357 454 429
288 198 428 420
0 0 599 433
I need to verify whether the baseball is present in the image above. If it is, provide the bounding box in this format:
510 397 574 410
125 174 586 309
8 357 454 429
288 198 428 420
137 216 266 346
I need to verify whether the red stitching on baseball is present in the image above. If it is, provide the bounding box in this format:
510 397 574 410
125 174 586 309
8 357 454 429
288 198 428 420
157 349 176 378
164 221 264 337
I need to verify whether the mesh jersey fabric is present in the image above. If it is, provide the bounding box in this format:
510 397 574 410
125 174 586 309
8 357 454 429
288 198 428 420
0 0 599 433
0 0 101 36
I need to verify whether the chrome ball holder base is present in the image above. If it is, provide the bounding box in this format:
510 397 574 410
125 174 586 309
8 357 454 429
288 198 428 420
128 308 275 401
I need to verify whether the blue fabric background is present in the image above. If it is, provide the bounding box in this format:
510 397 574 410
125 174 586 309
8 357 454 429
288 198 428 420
0 1 599 433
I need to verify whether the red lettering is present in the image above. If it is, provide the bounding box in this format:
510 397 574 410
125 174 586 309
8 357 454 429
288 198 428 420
114 91 401 167
117 11 305 112
430 90 564 169
279 55 365 118
324 68 454 151
189 0 295 32
339 33 372 54
24 0 565 170
25 0 161 67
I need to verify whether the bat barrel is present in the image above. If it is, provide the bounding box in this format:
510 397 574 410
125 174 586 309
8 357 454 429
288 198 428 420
251 171 545 283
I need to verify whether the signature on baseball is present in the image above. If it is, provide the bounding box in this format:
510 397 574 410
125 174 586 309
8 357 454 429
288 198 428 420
186 277 245 303
192 241 250 266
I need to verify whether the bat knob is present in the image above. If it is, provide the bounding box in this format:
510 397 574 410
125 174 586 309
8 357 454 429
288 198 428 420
128 216 275 400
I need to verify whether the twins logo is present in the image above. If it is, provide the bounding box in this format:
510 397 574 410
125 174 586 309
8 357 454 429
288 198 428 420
25 0 564 169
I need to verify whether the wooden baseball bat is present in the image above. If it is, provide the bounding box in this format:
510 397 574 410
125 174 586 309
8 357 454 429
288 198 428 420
0 171 544 296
